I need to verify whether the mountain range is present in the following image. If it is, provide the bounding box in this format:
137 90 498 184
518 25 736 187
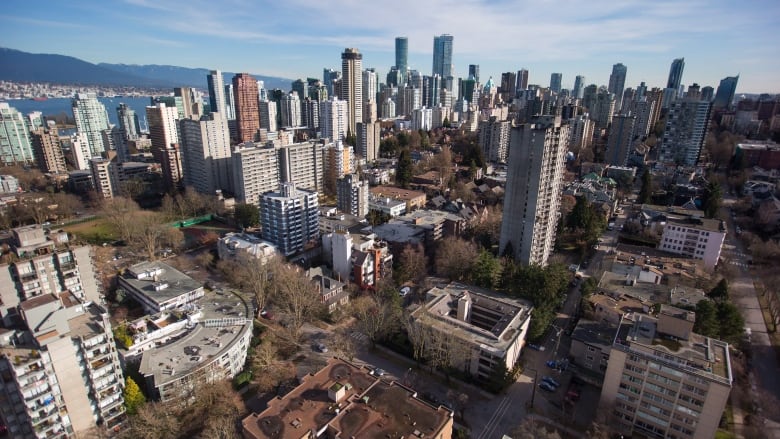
0 47 292 90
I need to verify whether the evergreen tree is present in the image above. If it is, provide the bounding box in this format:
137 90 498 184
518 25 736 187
470 250 502 289
124 377 146 415
693 300 719 338
702 181 722 218
638 169 653 204
708 278 729 301
716 302 745 344
443 117 451 128
396 148 413 189
234 203 260 228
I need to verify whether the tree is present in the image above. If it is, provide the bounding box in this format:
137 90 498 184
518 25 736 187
380 136 400 157
470 250 501 289
136 213 184 260
708 278 729 301
231 254 278 314
351 295 401 347
51 192 84 220
693 300 719 338
702 180 722 219
512 420 562 439
396 148 413 188
345 130 356 147
432 146 453 189
119 178 146 200
434 237 478 281
638 169 653 204
271 263 321 337
234 203 260 228
443 117 451 128
124 377 146 415
716 302 745 344
101 197 141 242
396 244 427 284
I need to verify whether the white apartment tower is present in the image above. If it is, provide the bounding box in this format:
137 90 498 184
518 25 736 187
232 143 280 205
260 183 320 256
259 100 278 133
278 141 324 193
341 48 363 135
478 116 511 163
499 115 570 266
0 103 35 166
356 121 381 162
71 93 110 157
659 99 712 166
280 92 302 128
179 112 233 195
146 103 179 160
320 97 349 143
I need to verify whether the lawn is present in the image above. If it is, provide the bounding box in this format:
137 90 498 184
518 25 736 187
62 217 117 244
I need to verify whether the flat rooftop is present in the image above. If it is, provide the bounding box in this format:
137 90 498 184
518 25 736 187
666 216 724 233
571 319 623 349
370 185 426 201
121 261 202 306
138 289 251 387
242 358 452 439
598 271 669 304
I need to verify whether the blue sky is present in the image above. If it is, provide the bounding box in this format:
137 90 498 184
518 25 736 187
2 0 779 93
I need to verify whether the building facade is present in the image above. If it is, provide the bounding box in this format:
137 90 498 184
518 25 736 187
340 48 363 135
320 97 348 143
659 217 725 270
605 115 637 166
30 128 66 174
659 99 712 166
608 63 628 111
233 73 260 142
432 34 454 79
231 143 280 205
0 103 34 166
278 141 324 192
336 173 369 217
478 116 511 163
179 112 233 195
71 93 110 157
260 183 320 256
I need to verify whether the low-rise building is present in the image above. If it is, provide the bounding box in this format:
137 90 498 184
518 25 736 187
117 261 205 314
659 217 726 270
217 232 279 263
570 318 626 377
370 185 427 211
241 358 453 439
307 266 349 314
368 194 407 217
410 282 532 380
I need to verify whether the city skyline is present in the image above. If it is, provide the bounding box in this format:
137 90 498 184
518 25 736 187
2 1 778 93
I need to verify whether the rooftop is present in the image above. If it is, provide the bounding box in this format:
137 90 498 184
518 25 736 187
242 358 452 439
571 318 624 349
598 271 669 304
665 216 725 233
121 261 202 306
370 185 426 201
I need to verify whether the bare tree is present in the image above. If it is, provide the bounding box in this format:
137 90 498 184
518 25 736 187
271 263 321 337
329 328 358 361
135 213 184 260
396 244 427 284
511 419 562 439
434 237 478 281
51 192 84 220
101 197 141 242
351 295 401 347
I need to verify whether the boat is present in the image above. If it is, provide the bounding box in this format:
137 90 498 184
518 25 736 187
31 97 48 101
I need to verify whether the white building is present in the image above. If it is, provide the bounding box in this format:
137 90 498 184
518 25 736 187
231 143 280 205
368 195 406 217
71 93 110 156
179 112 233 195
278 141 324 193
340 48 363 135
336 174 369 217
659 217 726 270
259 100 277 133
0 102 35 166
659 99 712 166
280 92 302 128
217 233 279 263
569 114 594 152
320 97 348 143
411 107 433 131
89 156 117 199
260 183 320 256
478 116 511 163
118 261 205 314
499 115 570 266
146 103 179 158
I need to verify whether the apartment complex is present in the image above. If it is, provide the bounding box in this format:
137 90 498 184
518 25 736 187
231 143 280 205
336 173 369 217
260 183 320 256
410 283 532 380
600 309 732 439
659 217 726 270
242 358 453 439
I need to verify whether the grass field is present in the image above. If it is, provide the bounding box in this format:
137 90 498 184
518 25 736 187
62 217 118 244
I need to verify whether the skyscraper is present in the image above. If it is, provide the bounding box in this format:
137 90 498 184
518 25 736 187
117 103 140 140
478 116 511 163
517 69 529 90
280 92 302 128
224 84 236 119
0 103 34 166
231 143 280 205
500 72 517 102
499 115 570 266
667 58 685 90
362 68 378 107
320 97 349 143
233 73 260 142
604 114 637 166
659 99 712 166
71 93 110 156
146 103 179 161
179 112 232 195
432 34 454 78
31 128 66 174
278 141 324 193
207 70 227 116
174 87 196 119
468 64 480 83
573 75 585 99
337 173 369 217
713 75 739 110
395 37 408 85
550 73 562 93
259 100 278 133
608 63 628 111
340 48 363 135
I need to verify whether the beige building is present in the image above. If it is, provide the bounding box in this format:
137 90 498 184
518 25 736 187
242 358 453 439
370 185 427 211
599 312 732 439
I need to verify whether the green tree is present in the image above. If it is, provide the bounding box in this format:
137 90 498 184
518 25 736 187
567 196 594 230
470 250 502 289
443 117 451 128
234 203 259 228
716 302 745 344
580 277 598 298
638 169 653 204
345 130 356 147
380 137 400 157
396 148 413 189
693 300 719 338
124 377 146 415
708 278 729 302
702 181 722 219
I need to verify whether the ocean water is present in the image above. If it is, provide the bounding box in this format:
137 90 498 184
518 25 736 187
3 96 155 129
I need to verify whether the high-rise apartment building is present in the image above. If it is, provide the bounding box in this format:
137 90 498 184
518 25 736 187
499 115 570 266
323 68 341 98
89 156 117 198
573 75 585 99
116 103 140 140
432 35 454 78
363 68 378 108
713 75 739 110
600 310 732 439
337 173 369 217
207 70 227 116
146 103 179 161
278 141 324 193
302 98 320 131
232 143 280 205
0 103 34 166
259 100 278 133
324 141 355 195
30 128 66 174
173 87 197 119
633 97 656 138
224 83 236 119
659 99 712 166
340 48 363 135
605 114 637 166
608 63 628 111
500 72 517 102
260 183 319 256
550 73 563 93
590 88 616 131
569 114 594 152
71 93 110 157
468 64 480 83
160 144 183 192
179 112 233 195
356 121 381 162
320 97 349 143
516 69 529 90
233 73 260 142
667 58 685 90
280 92 302 128
478 116 511 163
395 37 408 85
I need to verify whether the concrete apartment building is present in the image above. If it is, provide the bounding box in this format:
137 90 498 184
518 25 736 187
336 173 369 217
260 183 320 256
242 358 453 439
410 283 532 380
659 99 712 166
600 308 732 439
499 115 570 266
478 116 511 163
118 261 251 401
659 217 726 270
278 141 325 193
231 143 280 205
217 233 279 263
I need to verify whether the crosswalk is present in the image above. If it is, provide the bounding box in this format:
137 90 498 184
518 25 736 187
729 260 750 268
350 331 368 342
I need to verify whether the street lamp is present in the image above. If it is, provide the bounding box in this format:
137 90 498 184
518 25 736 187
527 368 539 410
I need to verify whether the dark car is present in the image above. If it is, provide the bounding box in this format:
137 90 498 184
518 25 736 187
542 376 560 388
538 382 556 392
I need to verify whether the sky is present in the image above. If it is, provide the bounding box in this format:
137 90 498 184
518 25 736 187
2 0 779 94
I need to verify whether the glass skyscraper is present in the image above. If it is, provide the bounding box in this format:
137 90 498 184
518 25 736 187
0 103 34 166
72 93 110 156
667 58 685 90
395 37 408 85
713 75 739 109
432 34 454 79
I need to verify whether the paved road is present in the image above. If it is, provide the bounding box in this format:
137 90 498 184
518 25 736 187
722 197 780 438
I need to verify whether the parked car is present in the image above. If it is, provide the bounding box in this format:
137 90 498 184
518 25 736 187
371 368 386 377
542 376 560 388
546 360 558 369
538 382 556 392
315 343 328 353
260 308 275 320
399 286 411 297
